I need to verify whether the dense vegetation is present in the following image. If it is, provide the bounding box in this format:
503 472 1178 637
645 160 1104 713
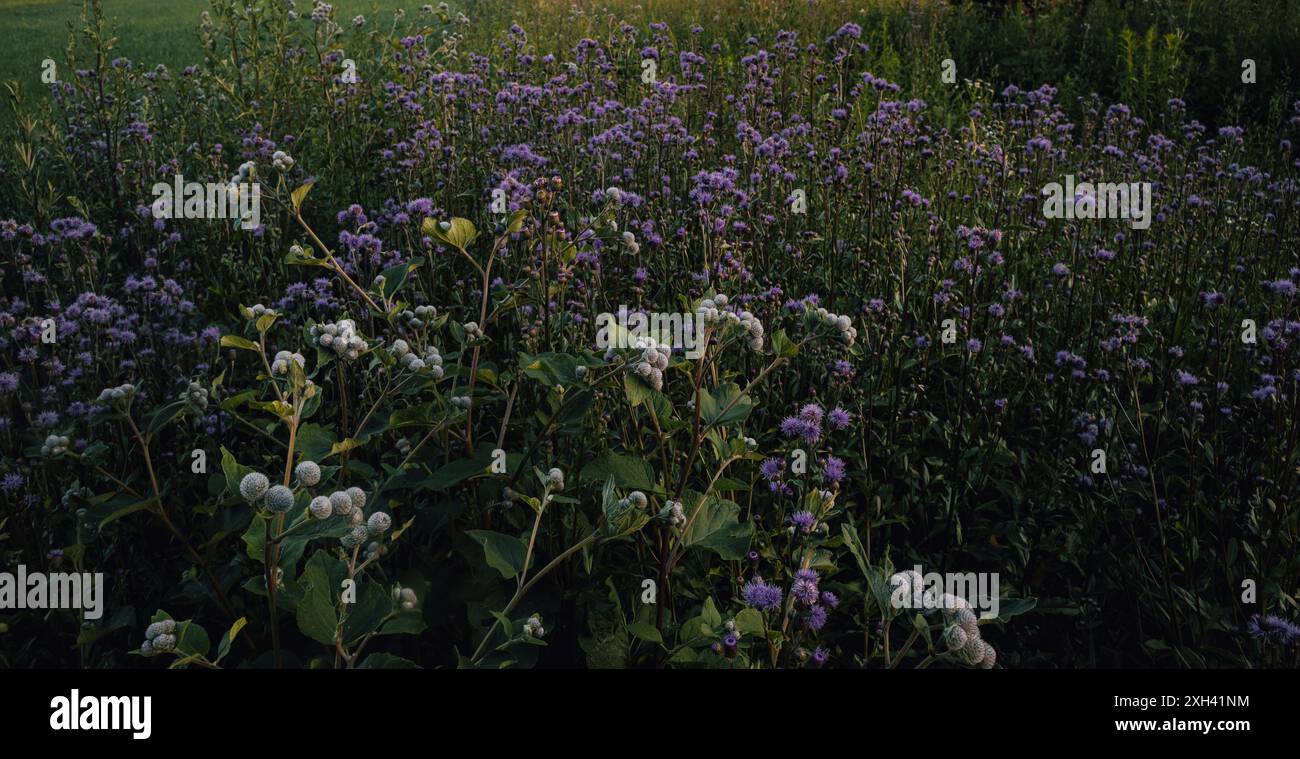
2 0 1298 668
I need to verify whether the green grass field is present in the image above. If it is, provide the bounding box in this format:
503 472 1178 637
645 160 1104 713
0 0 414 100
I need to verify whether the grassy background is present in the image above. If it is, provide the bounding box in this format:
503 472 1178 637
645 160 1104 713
2 0 1298 129
0 0 411 98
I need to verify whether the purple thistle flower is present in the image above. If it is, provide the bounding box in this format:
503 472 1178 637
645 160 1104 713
779 416 808 439
741 577 783 612
1247 614 1300 645
792 577 819 605
1 473 23 493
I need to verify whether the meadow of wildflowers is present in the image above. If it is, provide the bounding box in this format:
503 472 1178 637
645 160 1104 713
1 0 1299 670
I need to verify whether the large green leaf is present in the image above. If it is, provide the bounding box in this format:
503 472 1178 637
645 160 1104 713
680 493 753 560
422 217 478 252
296 550 343 646
220 446 256 498
343 580 395 643
466 530 527 579
580 451 658 493
699 382 753 427
600 476 650 538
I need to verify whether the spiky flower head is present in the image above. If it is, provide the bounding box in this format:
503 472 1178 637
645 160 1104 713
741 576 783 611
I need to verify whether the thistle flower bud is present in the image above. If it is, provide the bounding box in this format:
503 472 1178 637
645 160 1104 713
954 607 980 639
271 350 306 375
329 490 353 516
978 641 997 669
186 381 209 409
41 434 71 457
889 570 923 607
344 524 369 548
264 485 295 513
346 486 367 511
145 620 176 639
295 460 321 487
309 496 333 519
961 636 986 666
367 511 392 535
239 472 270 502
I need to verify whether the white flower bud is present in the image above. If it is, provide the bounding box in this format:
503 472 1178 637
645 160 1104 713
954 607 980 639
145 620 176 639
309 496 333 519
346 486 366 511
367 511 392 535
239 472 270 502
329 491 354 516
295 460 321 487
265 485 295 513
